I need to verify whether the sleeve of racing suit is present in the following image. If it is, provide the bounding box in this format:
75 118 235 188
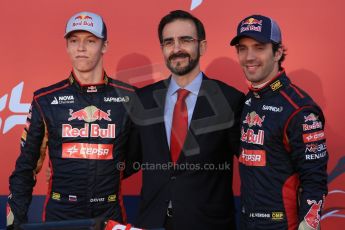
285 106 328 229
121 91 142 179
229 93 245 157
8 98 47 228
123 115 142 179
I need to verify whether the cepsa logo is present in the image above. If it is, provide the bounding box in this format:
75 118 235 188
0 82 30 134
62 143 113 160
239 148 266 166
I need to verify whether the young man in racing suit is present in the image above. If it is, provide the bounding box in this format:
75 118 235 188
7 11 135 229
230 15 328 230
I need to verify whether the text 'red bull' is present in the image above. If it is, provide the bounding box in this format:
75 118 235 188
62 124 115 138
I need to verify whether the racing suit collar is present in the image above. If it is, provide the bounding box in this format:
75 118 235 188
69 70 109 93
248 69 290 98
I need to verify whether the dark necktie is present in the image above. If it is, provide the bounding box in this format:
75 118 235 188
170 89 190 163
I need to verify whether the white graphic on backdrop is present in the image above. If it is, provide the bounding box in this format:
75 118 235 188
190 0 203 10
0 82 30 134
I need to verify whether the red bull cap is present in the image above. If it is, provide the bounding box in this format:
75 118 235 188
230 14 281 46
64 11 107 40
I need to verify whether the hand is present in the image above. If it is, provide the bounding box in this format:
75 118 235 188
45 167 52 184
298 220 320 230
7 202 14 229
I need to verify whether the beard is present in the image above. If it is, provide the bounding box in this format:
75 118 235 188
166 50 200 76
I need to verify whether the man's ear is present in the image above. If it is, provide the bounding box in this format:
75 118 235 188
102 41 109 54
274 46 283 61
199 40 207 56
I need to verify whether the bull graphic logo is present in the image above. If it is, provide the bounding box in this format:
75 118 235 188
68 106 111 122
241 18 263 26
243 111 265 127
304 199 322 229
75 15 93 20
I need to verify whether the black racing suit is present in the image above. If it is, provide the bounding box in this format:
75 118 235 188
8 72 135 228
239 71 328 229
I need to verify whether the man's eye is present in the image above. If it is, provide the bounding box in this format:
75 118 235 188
238 46 246 52
256 45 265 50
180 38 191 44
163 40 173 47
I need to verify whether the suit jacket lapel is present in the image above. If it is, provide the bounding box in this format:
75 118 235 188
151 79 171 159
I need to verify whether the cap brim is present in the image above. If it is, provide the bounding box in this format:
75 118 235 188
230 33 271 46
64 29 104 39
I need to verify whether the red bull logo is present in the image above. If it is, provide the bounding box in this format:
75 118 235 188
68 106 111 122
243 111 265 127
62 124 115 138
75 15 93 20
241 128 265 145
302 121 322 131
304 113 319 122
240 18 263 33
241 18 263 26
304 199 322 229
72 15 94 28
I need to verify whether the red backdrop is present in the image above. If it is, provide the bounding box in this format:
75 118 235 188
1 0 344 227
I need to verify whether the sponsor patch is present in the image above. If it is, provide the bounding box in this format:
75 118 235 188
51 95 74 105
245 98 251 106
304 113 319 122
239 149 266 166
62 143 113 160
241 128 264 145
240 18 263 33
302 121 322 131
262 105 283 112
69 195 77 202
62 124 115 138
249 212 270 219
87 86 97 93
90 197 105 203
52 192 61 201
305 143 327 153
108 194 117 202
272 212 284 220
68 106 111 122
104 96 130 103
303 131 325 143
270 80 282 91
243 111 265 127
305 151 327 160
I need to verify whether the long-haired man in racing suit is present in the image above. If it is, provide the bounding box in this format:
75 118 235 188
7 11 135 229
230 15 328 230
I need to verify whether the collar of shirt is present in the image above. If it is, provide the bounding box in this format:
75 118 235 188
166 72 203 98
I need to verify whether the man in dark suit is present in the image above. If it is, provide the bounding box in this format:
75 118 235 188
127 10 245 230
